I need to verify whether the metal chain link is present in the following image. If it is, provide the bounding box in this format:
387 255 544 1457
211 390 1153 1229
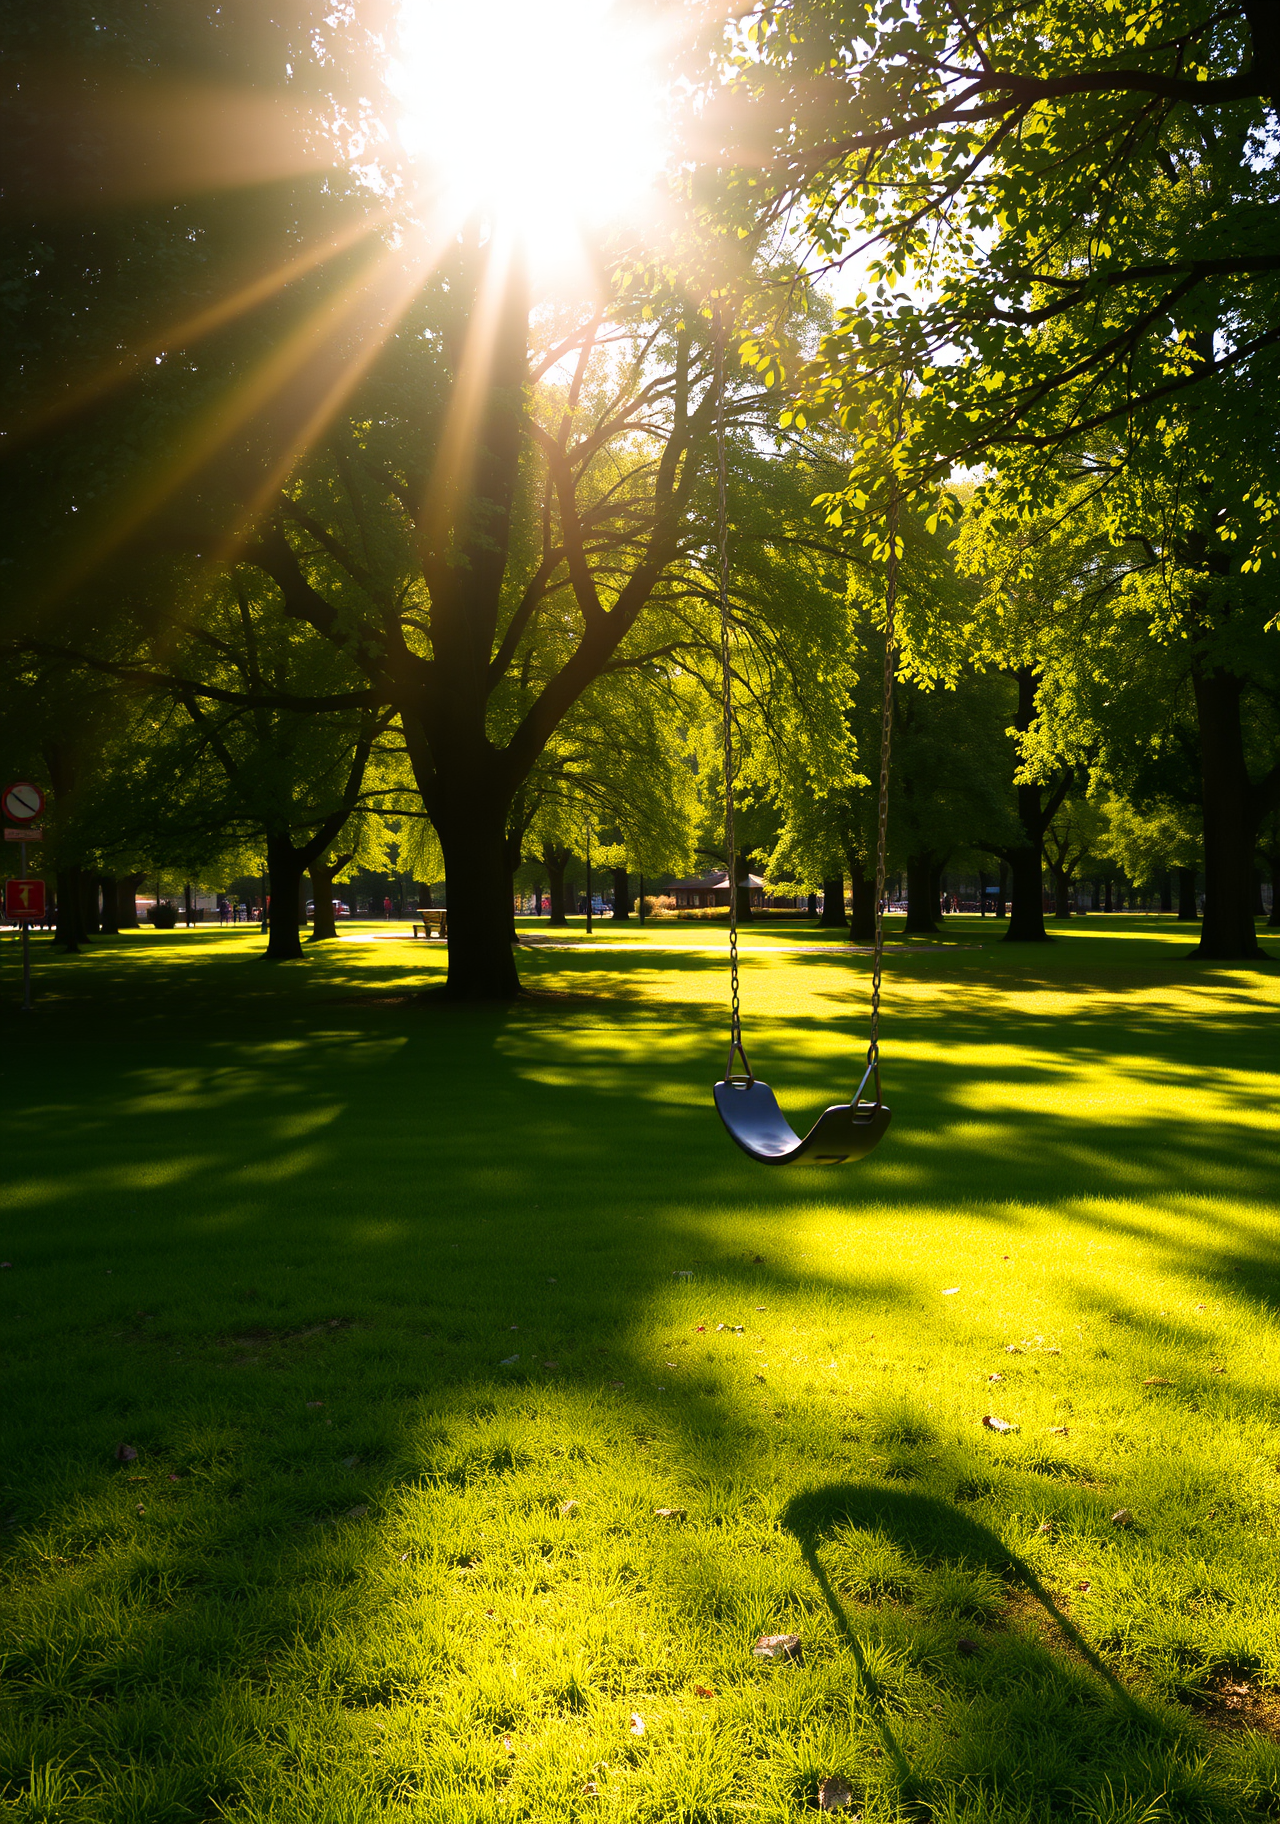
715 313 751 1084
860 396 903 1107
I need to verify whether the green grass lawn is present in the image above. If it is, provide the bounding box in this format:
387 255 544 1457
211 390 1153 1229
2 915 1279 1823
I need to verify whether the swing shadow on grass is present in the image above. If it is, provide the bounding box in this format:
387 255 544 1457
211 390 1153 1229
778 1481 1214 1821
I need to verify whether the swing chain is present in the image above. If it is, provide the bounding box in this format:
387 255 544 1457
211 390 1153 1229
862 392 903 1107
715 312 751 1085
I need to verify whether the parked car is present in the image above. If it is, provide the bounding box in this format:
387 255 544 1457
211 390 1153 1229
305 900 351 917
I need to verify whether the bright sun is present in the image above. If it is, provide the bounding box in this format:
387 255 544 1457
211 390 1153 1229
389 0 668 272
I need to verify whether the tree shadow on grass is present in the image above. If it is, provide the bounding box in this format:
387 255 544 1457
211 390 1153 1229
781 1483 1212 1820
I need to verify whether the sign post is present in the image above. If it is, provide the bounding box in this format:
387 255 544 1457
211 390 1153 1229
4 782 47 1013
5 878 45 1012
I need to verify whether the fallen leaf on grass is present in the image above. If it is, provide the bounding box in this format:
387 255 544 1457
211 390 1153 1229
500 1355 519 1366
306 1401 324 1409
114 1443 138 1463
1004 1345 1024 1355
1210 1365 1225 1374
1142 1377 1171 1387
1047 1426 1069 1436
818 1775 855 1810
347 1505 369 1520
1111 1508 1134 1527
956 1638 980 1657
941 1287 959 1296
694 1685 716 1699
135 1504 145 1516
982 1416 1018 1434
654 1507 686 1521
501 1735 514 1754
753 1633 802 1662
1076 1580 1091 1592
629 1713 645 1736
543 1361 559 1370
609 1380 625 1390
0 1262 10 1270
167 1473 180 1482
1037 1521 1054 1536
341 1455 360 1469
753 1374 767 1384
558 1500 579 1517
987 1373 1004 1383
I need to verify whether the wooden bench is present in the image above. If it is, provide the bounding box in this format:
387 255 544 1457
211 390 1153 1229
412 910 448 940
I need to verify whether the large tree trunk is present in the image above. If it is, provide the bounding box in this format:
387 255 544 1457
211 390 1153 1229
819 876 846 927
309 858 340 942
611 866 630 921
1177 867 1198 920
1159 872 1173 914
117 872 143 928
433 798 522 998
80 871 101 936
1051 866 1072 919
904 851 939 934
1006 841 1050 941
99 873 120 935
54 864 86 952
1190 669 1268 959
847 857 876 943
264 834 306 961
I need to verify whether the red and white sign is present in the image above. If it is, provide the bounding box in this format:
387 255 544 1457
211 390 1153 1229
4 825 41 842
3 782 45 822
5 878 45 920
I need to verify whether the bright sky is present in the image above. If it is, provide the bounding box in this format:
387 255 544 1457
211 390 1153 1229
387 0 670 282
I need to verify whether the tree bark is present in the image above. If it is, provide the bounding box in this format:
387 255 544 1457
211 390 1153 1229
1051 865 1072 919
265 834 307 960
542 843 571 927
308 853 352 943
847 857 876 943
1189 668 1269 959
1159 872 1173 914
99 873 120 935
80 870 101 936
819 876 846 927
433 796 522 998
904 851 940 934
1177 867 1198 919
611 866 630 920
54 864 86 952
117 872 143 928
1006 842 1050 941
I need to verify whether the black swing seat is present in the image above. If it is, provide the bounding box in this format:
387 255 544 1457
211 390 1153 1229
714 1078 892 1167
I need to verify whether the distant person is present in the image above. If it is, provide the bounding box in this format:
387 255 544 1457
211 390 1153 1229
383 895 393 919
